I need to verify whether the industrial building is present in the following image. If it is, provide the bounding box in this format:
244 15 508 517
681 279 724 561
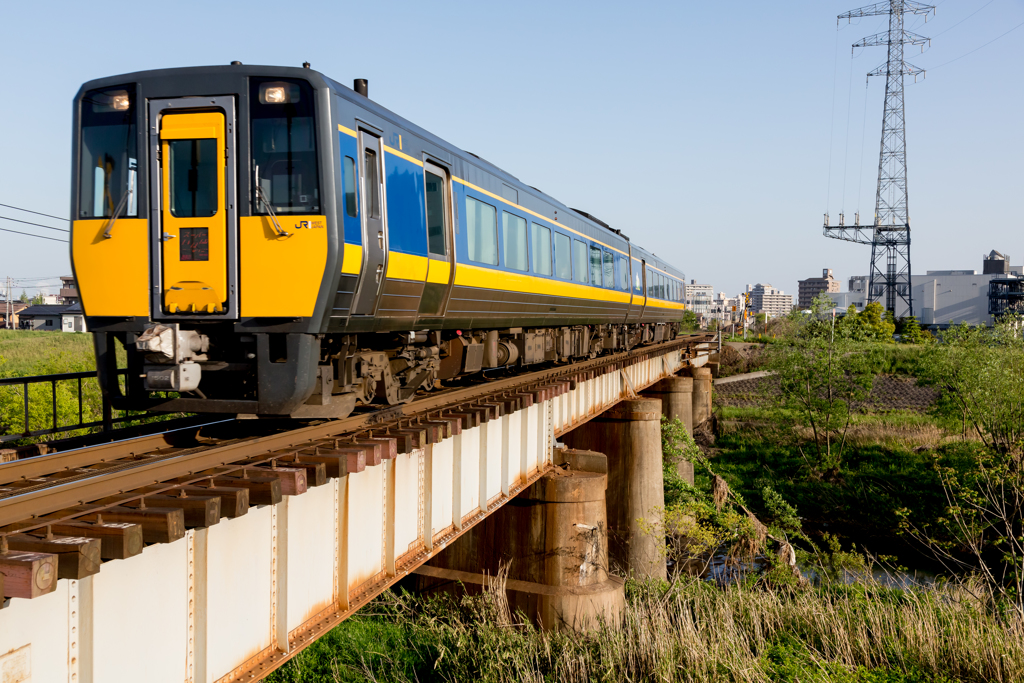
828 251 1024 327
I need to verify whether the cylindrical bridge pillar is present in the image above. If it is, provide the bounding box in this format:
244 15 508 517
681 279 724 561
562 399 666 580
691 367 712 428
643 376 694 485
416 450 625 631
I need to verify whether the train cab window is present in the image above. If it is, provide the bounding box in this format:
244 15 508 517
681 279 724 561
251 78 320 215
466 197 498 265
78 85 138 218
589 246 603 286
554 232 571 280
424 166 448 256
603 251 615 289
343 156 358 217
532 223 552 276
503 212 528 271
573 240 588 283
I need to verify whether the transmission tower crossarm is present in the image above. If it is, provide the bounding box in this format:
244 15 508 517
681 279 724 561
823 226 874 244
839 0 934 22
854 30 930 49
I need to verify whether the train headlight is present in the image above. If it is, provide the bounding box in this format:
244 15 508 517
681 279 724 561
259 82 299 105
110 91 130 110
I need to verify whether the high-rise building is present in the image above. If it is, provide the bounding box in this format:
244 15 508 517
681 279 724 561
797 268 841 309
746 283 793 317
684 280 714 317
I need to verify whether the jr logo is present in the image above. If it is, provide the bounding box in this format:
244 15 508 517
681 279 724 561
293 219 326 230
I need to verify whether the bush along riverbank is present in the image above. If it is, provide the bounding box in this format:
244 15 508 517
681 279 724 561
266 298 1024 682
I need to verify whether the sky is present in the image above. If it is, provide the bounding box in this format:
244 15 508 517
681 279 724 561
0 0 1021 300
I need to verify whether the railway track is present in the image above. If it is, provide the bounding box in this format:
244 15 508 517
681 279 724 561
0 335 713 602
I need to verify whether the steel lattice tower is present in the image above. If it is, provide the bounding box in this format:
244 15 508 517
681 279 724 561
823 0 933 317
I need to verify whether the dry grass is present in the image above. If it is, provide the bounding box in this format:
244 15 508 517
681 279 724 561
267 575 1024 683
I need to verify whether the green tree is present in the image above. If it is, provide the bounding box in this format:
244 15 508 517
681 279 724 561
679 310 699 331
18 290 29 303
897 316 927 344
898 314 1024 619
764 293 873 474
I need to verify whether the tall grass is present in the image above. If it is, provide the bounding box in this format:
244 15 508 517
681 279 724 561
266 575 1023 683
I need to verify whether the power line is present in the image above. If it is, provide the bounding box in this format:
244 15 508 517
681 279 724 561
926 19 1024 70
0 226 69 243
0 215 70 234
0 203 69 222
930 0 997 38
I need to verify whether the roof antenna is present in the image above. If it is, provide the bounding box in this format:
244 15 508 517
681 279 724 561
302 61 311 69
354 79 368 98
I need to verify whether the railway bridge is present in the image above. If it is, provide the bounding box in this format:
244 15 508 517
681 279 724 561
0 336 716 682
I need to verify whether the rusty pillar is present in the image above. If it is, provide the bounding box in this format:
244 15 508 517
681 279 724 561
643 376 694 485
561 399 666 580
418 450 624 631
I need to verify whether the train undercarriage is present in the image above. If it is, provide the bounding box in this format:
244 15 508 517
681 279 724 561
99 322 678 419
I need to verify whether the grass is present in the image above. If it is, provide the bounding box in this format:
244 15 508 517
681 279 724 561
0 329 96 377
264 576 1023 683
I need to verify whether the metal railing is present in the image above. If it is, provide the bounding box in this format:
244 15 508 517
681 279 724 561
0 369 153 444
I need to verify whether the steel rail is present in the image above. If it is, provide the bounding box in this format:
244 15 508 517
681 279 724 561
0 335 711 529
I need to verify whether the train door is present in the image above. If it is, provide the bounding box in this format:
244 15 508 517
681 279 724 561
638 259 649 319
419 161 455 317
352 130 387 315
150 98 238 318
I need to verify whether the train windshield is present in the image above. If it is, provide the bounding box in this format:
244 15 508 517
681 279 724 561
78 85 137 219
250 78 320 215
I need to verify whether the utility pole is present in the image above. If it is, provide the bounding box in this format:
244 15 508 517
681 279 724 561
823 0 933 318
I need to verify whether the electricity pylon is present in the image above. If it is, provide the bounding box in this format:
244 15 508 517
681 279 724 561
823 0 934 317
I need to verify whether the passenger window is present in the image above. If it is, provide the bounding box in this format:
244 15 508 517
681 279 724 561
589 246 603 286
169 139 217 217
503 212 528 271
343 156 358 217
554 232 571 280
573 239 588 283
466 197 498 265
532 223 552 276
425 169 447 256
634 271 642 295
363 148 381 219
618 257 628 291
646 269 653 296
603 251 615 289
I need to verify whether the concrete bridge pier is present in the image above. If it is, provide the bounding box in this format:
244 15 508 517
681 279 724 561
416 449 624 631
643 376 694 485
561 399 667 580
690 367 713 428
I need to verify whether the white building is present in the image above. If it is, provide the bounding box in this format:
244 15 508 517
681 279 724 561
746 283 792 317
684 280 714 318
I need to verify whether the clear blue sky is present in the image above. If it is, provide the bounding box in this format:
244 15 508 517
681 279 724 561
1 0 1021 300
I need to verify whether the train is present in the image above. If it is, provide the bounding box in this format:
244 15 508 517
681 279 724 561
70 63 687 418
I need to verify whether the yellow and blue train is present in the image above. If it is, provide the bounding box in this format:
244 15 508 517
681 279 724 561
70 64 687 418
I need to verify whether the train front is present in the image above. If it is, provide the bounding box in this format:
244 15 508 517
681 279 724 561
70 65 338 416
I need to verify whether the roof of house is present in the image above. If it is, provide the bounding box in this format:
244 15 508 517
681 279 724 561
18 304 76 316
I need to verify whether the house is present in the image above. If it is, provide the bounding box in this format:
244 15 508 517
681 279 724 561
61 303 87 333
18 304 76 331
1 300 28 329
59 276 80 305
